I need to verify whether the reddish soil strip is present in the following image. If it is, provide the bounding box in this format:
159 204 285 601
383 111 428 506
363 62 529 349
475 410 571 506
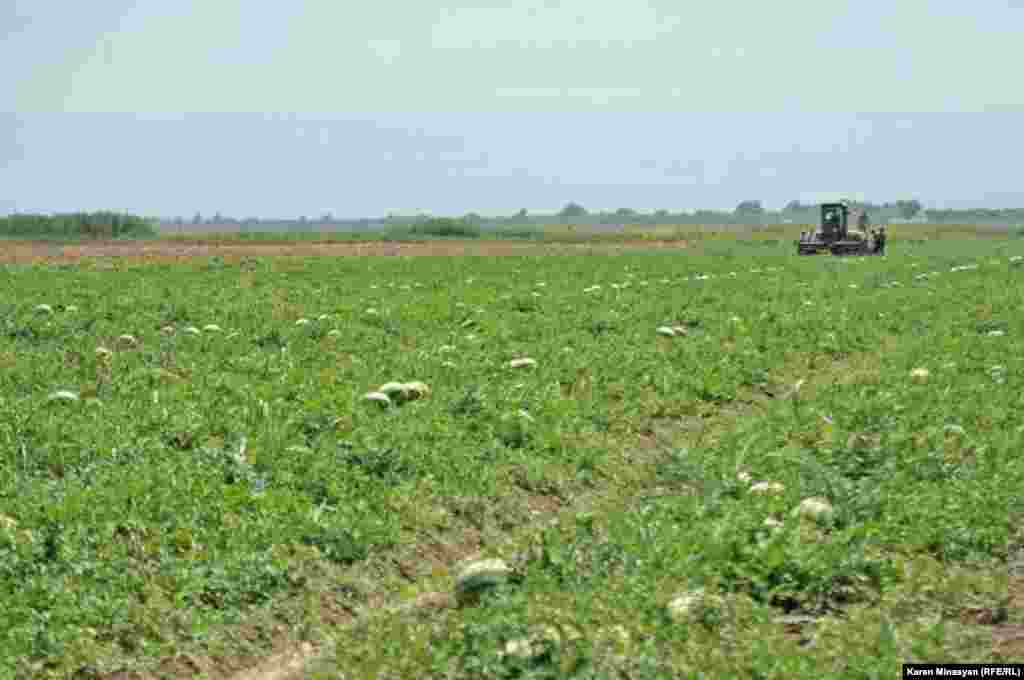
0 239 689 262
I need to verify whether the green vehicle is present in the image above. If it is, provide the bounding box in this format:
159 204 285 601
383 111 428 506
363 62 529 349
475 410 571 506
797 202 886 256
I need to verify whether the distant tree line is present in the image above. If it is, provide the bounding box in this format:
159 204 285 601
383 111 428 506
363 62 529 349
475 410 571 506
781 199 923 220
0 212 158 238
922 207 1024 224
156 198 1024 233
8 201 1022 241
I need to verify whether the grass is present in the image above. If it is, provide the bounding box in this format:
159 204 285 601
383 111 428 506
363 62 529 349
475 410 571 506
0 236 1021 678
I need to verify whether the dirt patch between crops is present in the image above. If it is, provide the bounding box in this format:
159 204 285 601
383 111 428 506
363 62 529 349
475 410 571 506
0 238 689 263
992 576 1024 659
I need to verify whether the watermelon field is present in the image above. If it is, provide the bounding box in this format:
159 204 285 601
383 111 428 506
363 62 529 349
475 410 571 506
1 235 1022 678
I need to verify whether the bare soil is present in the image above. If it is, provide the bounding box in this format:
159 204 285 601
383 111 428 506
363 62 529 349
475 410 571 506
993 576 1024 659
0 238 689 263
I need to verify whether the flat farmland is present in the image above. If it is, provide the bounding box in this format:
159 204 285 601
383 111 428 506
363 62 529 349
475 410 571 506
1 237 1022 679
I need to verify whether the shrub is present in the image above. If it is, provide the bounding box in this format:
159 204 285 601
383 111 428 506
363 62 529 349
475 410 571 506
492 226 543 240
0 212 158 239
409 217 481 238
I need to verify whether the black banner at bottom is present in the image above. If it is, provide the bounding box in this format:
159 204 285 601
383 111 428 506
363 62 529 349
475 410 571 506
904 665 1023 678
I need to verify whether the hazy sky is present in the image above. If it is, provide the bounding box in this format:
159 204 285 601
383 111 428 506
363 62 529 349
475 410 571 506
3 1 1023 217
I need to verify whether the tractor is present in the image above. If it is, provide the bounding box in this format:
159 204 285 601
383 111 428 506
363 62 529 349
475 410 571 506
796 202 886 256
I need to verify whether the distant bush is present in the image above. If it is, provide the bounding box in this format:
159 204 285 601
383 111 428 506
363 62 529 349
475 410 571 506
0 212 158 239
491 225 543 240
409 217 481 238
